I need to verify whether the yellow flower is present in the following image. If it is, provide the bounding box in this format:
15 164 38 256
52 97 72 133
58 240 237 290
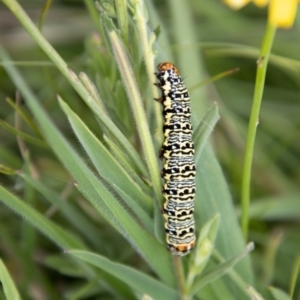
222 0 251 10
223 0 300 28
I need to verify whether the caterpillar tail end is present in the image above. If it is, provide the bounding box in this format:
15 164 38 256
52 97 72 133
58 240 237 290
168 239 196 256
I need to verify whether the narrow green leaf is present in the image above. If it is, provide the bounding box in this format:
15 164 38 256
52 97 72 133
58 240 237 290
0 185 84 250
269 287 290 300
0 145 22 168
190 242 254 296
109 30 164 243
95 0 117 18
6 97 43 139
103 134 153 196
0 119 48 148
79 72 108 114
193 103 220 163
44 253 135 298
289 255 300 299
20 173 102 249
187 214 220 289
44 255 88 278
246 286 265 300
0 181 133 295
69 250 178 299
115 0 129 46
68 68 149 177
195 146 253 283
113 185 153 233
129 0 161 130
38 0 52 30
189 68 240 94
0 259 22 300
59 99 153 224
0 164 18 175
109 30 161 206
248 193 300 221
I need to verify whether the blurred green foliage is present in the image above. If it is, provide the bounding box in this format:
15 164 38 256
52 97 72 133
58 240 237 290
0 0 299 299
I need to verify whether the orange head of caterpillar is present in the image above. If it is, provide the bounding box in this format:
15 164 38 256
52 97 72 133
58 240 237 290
168 239 196 256
157 62 179 75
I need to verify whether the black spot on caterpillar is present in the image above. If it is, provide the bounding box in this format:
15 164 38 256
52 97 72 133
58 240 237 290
155 62 196 256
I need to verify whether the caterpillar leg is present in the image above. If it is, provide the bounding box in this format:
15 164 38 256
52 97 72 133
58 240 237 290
154 97 163 103
159 147 164 159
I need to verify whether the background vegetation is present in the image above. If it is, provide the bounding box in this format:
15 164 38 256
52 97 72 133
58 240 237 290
0 0 299 299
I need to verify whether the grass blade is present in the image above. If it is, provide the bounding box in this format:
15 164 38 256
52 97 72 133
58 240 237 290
195 145 254 284
0 119 48 148
186 214 220 290
0 259 22 300
193 103 220 163
59 98 153 214
68 250 178 299
246 286 265 300
6 97 43 139
269 286 290 300
248 193 300 220
0 185 84 249
20 173 102 249
190 242 254 296
109 30 165 242
109 30 161 206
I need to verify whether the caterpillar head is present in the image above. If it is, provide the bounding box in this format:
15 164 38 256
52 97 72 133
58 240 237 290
157 62 179 75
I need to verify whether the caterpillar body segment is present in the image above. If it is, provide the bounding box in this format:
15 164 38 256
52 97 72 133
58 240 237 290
155 62 196 256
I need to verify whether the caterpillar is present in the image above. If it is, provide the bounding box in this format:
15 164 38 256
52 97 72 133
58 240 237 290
155 62 196 256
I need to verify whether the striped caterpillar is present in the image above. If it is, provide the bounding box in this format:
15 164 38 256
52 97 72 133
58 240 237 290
155 62 196 256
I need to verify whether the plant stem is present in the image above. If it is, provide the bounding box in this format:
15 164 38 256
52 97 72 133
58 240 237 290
172 256 186 300
241 23 276 240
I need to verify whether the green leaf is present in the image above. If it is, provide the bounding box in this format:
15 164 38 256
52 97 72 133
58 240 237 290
44 255 88 278
78 72 108 114
0 185 84 250
20 173 102 249
0 164 18 175
109 30 161 206
69 250 178 299
248 193 300 221
109 30 164 242
115 0 129 46
187 214 220 290
96 0 117 18
6 97 43 139
289 255 300 300
190 242 254 296
194 103 220 163
0 145 22 168
246 286 265 300
269 287 290 300
195 145 253 283
0 259 22 300
103 134 153 196
68 67 149 177
0 182 133 298
59 98 153 217
0 119 48 148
